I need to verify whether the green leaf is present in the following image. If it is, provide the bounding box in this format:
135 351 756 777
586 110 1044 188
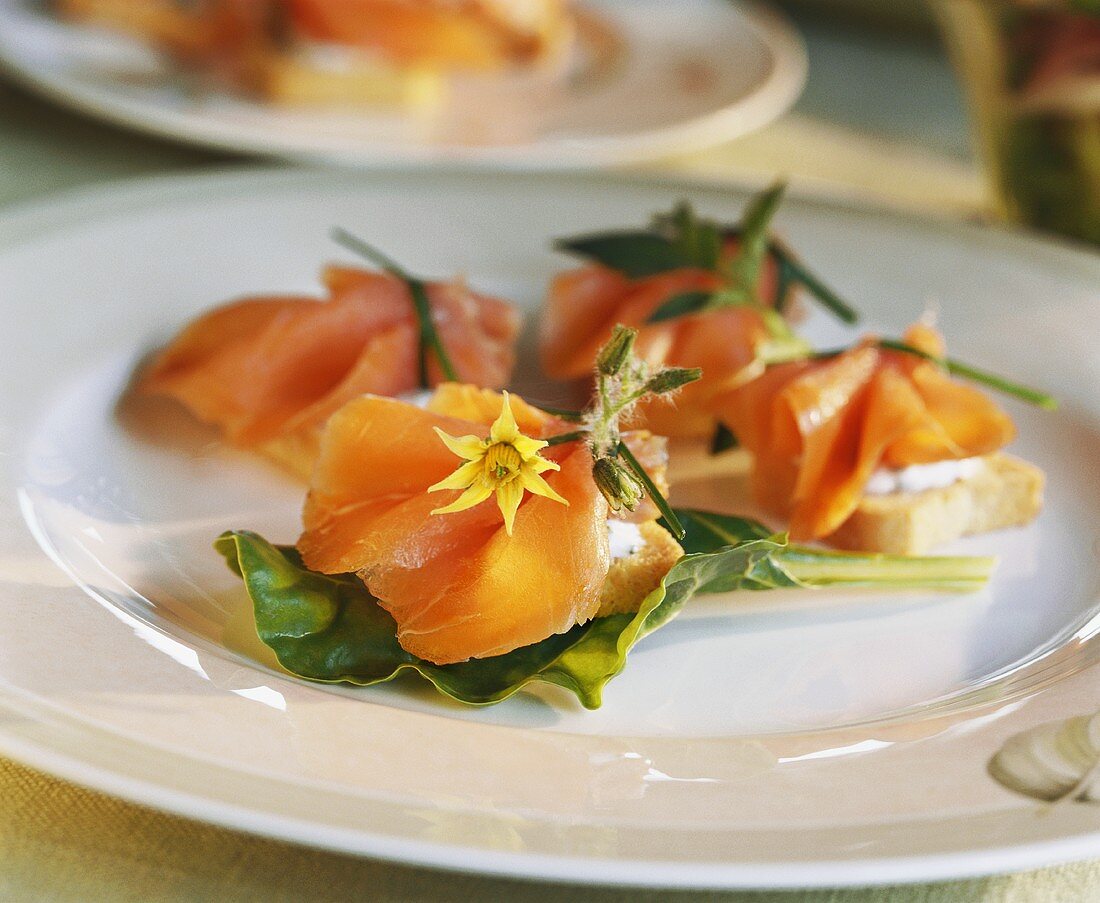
558 203 724 278
554 232 695 278
217 512 994 709
659 201 722 271
773 253 795 315
217 529 721 709
710 423 740 454
670 516 801 592
723 182 787 298
646 290 715 323
674 508 774 550
672 509 996 593
667 510 800 592
557 191 861 328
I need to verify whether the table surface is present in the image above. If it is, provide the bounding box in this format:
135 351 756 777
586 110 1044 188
2 13 1098 902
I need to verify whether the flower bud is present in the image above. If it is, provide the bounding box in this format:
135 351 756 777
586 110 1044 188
596 326 638 377
644 367 702 396
592 456 645 512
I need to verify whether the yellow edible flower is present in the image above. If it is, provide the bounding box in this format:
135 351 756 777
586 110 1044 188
428 392 568 535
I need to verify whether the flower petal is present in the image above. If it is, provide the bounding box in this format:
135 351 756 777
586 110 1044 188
495 478 524 535
427 459 484 493
433 427 486 461
511 433 549 459
489 392 520 445
527 456 560 474
430 479 494 516
518 466 569 506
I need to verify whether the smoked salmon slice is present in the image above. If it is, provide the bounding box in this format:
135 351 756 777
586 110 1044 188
287 0 572 70
540 188 863 441
539 242 789 439
298 386 612 664
138 265 521 478
712 324 1017 541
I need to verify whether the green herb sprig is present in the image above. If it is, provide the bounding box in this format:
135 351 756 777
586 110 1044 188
539 325 700 539
555 183 859 326
332 228 458 387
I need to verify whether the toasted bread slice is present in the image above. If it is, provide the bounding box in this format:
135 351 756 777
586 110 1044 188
829 453 1044 554
596 520 684 617
255 48 444 109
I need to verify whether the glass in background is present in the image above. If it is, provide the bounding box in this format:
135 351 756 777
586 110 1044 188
934 0 1100 245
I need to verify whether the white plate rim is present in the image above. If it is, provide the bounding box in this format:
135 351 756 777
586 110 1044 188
4 685 1100 892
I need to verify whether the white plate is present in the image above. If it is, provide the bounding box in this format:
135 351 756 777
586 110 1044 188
0 0 805 168
2 169 1100 889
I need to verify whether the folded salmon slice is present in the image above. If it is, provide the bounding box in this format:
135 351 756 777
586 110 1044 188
138 266 520 477
298 386 611 664
712 324 1016 541
539 243 784 438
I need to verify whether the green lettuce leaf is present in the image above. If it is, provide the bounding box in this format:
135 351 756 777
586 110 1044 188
217 511 993 709
215 519 788 709
671 508 997 592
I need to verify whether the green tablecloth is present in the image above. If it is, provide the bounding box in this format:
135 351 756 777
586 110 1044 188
0 26 1094 900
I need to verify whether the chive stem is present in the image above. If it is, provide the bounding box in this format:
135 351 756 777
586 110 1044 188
332 228 459 386
771 245 859 324
808 340 1056 409
779 546 996 591
726 182 787 300
531 403 586 422
617 440 685 540
773 255 794 316
544 430 587 446
876 339 1058 409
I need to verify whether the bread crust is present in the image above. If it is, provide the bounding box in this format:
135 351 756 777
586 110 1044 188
596 520 684 617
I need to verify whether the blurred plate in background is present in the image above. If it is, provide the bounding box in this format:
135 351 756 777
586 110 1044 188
0 0 806 169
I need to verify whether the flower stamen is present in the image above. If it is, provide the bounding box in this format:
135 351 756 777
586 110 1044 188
484 443 522 482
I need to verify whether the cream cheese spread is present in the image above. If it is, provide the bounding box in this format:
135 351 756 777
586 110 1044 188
607 520 644 561
864 457 985 496
397 389 434 409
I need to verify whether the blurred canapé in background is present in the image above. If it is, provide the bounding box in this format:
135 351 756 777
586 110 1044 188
54 0 576 110
28 0 1100 245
